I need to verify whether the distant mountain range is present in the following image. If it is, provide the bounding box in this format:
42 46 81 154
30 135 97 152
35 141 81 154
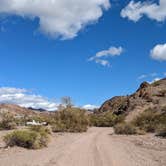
27 107 47 112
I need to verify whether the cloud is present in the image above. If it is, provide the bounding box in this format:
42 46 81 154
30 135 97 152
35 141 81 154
121 0 166 22
89 46 123 67
150 43 166 61
0 0 110 39
95 46 123 58
138 72 166 83
82 104 99 110
149 77 161 84
138 74 147 80
94 59 110 67
0 87 58 111
150 72 158 77
138 73 158 80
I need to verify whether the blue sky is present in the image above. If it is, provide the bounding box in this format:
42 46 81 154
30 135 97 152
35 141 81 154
0 0 166 110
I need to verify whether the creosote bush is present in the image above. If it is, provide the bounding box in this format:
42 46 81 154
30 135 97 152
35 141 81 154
0 113 17 130
114 107 166 136
132 108 166 133
114 123 137 135
90 112 124 127
4 126 51 149
30 125 52 135
52 108 89 133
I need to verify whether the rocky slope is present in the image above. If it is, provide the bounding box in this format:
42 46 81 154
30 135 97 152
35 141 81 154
99 78 166 120
0 104 54 118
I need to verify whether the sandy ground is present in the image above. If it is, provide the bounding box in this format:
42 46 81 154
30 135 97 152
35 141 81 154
0 127 166 166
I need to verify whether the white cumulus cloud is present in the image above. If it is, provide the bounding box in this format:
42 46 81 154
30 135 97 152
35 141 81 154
95 46 123 58
149 77 161 84
150 43 166 61
0 0 110 39
82 104 99 110
121 0 166 22
0 87 58 111
89 46 123 67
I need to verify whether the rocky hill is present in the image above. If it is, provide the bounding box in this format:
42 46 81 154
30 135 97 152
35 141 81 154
0 104 39 116
98 78 166 121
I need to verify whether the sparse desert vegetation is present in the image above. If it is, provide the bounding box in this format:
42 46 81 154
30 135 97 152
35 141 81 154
113 107 166 136
0 79 165 166
114 123 137 135
4 126 51 149
51 108 89 132
0 113 17 130
89 112 124 127
132 108 166 134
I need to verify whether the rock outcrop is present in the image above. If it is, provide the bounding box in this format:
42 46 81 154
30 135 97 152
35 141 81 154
98 78 166 120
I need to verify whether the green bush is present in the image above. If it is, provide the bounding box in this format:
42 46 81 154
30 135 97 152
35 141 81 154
0 113 17 130
30 126 51 147
90 112 124 127
52 108 89 133
52 122 67 132
4 127 51 149
132 109 166 133
29 125 52 135
114 123 137 135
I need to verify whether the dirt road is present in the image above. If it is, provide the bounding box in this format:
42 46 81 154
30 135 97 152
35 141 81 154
0 127 166 166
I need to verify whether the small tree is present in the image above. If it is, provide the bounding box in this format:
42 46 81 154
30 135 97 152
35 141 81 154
61 96 73 108
57 104 65 111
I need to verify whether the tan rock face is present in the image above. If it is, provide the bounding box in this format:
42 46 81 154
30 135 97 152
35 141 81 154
98 78 166 120
0 104 41 117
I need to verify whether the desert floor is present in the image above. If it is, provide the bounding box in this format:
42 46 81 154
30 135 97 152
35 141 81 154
0 127 166 166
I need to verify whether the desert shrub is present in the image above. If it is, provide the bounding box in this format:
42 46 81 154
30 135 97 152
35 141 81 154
152 81 160 87
52 122 67 132
4 128 50 149
26 115 47 123
114 123 137 135
14 117 27 126
132 108 166 133
30 126 51 147
30 125 52 135
0 113 17 130
52 108 89 133
90 112 124 127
